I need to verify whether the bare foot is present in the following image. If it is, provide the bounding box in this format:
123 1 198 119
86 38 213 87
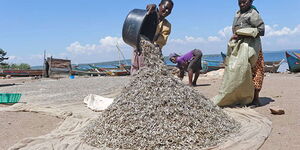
188 83 196 87
192 81 197 86
252 98 262 106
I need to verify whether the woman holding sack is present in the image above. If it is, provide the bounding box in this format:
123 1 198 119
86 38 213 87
213 0 265 107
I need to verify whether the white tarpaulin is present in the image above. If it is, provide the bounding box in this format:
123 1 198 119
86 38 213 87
83 94 114 111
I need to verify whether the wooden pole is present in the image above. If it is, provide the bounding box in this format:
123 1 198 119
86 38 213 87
43 50 46 77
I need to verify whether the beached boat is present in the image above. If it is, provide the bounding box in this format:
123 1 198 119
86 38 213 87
73 69 107 76
293 52 300 59
221 52 284 73
106 69 130 76
88 64 130 76
45 57 72 77
264 59 284 73
0 69 43 77
207 65 225 72
72 65 108 76
202 60 225 73
285 51 300 72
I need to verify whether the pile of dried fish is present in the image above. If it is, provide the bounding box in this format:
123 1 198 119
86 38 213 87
82 39 240 149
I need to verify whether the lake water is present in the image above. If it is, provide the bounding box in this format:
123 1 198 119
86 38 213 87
31 50 299 72
76 50 300 73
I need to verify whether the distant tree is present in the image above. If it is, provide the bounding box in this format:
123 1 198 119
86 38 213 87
10 63 18 69
0 49 31 70
0 64 9 69
0 48 9 65
18 63 31 70
1 63 31 70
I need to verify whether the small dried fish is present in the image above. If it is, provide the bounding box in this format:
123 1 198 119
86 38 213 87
82 39 241 150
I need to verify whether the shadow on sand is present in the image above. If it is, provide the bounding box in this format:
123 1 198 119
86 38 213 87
220 97 275 109
0 83 24 87
194 84 211 87
0 84 16 87
258 97 275 107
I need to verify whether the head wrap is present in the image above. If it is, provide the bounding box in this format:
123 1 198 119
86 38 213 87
169 53 179 61
169 53 179 58
251 5 259 13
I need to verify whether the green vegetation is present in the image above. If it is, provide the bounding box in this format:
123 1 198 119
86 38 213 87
0 48 9 65
1 63 31 70
0 48 31 70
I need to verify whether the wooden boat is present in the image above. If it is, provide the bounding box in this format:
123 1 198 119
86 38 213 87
88 64 130 76
72 69 107 76
0 69 43 77
72 65 107 76
45 57 72 77
264 59 284 73
207 65 225 72
105 69 130 76
221 52 284 73
202 60 225 73
293 52 300 59
285 51 300 72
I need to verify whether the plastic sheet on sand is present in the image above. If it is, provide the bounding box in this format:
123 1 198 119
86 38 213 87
83 94 114 111
7 107 271 150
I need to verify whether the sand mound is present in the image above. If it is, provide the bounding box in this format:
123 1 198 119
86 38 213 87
82 39 240 149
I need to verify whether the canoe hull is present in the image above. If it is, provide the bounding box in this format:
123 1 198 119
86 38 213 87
264 60 284 73
0 70 43 77
222 52 284 73
286 52 300 72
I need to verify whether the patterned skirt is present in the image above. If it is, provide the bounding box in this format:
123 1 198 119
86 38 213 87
252 50 264 90
131 50 145 75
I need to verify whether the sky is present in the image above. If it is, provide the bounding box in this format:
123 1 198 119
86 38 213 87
1 0 300 66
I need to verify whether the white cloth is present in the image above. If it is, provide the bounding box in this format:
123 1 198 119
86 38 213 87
83 94 114 111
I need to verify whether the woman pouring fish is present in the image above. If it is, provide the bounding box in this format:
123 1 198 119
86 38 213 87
131 0 174 75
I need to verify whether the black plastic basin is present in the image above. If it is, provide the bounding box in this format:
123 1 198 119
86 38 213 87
122 9 158 52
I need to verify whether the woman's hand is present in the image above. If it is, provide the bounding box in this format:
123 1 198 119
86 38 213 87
177 73 184 80
146 4 157 15
230 34 239 41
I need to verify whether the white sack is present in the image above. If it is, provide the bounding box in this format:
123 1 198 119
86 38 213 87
83 94 114 111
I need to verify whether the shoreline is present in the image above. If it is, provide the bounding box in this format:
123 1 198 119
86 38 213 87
28 49 300 71
0 72 299 149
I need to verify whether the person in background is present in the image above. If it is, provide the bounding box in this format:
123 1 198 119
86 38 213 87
232 0 265 105
131 0 174 75
169 49 203 86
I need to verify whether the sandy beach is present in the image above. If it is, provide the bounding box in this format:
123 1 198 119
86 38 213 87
193 72 300 150
0 111 62 150
0 72 299 149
